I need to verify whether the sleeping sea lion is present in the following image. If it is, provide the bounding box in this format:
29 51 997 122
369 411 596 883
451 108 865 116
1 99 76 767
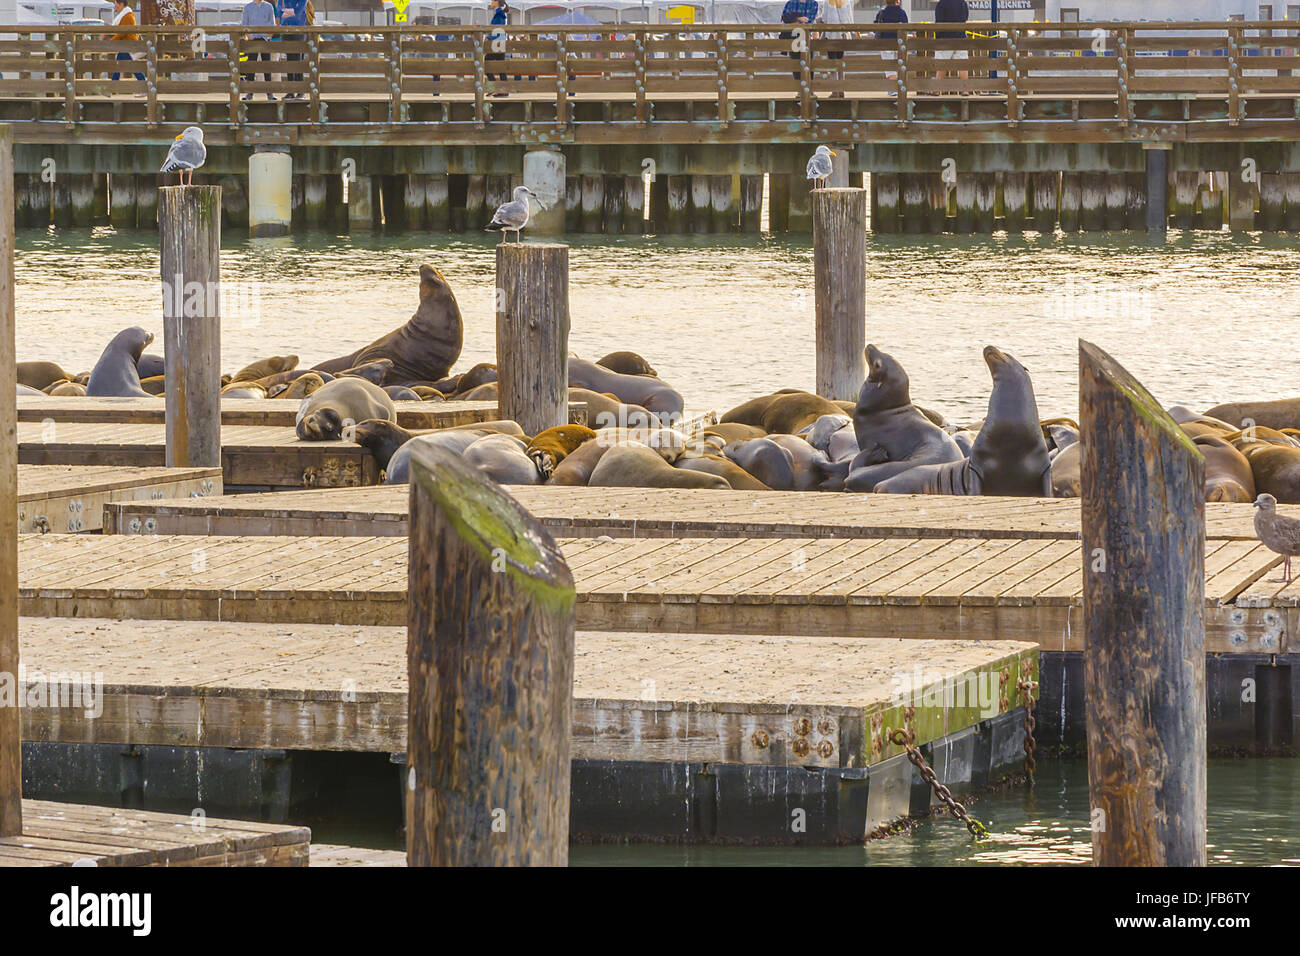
230 355 298 383
675 453 771 490
385 386 422 402
569 387 659 430
86 327 154 398
447 363 498 397
1204 398 1300 432
724 438 797 491
548 438 614 486
1196 434 1255 503
569 358 684 419
844 345 964 492
722 391 845 436
295 376 396 441
139 375 166 396
371 426 495 484
597 351 658 376
18 361 72 391
412 386 444 401
1050 441 1080 498
47 381 87 397
136 353 166 379
313 265 463 383
875 346 1052 497
1237 441 1300 503
338 358 395 386
525 425 598 479
589 442 728 489
221 380 267 398
279 373 326 400
462 434 541 485
704 422 767 445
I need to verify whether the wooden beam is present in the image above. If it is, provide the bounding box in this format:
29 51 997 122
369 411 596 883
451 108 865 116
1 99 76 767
0 124 19 838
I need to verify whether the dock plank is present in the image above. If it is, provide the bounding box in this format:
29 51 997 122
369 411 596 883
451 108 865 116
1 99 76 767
17 464 221 533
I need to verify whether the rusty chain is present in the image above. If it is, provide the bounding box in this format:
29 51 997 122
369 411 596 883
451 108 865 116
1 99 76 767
1017 679 1038 782
887 727 990 841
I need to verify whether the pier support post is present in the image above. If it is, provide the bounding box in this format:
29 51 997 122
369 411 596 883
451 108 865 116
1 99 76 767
1079 339 1206 867
1228 169 1258 232
1257 172 1284 231
1103 173 1126 231
812 188 867 402
665 174 691 233
1059 173 1081 232
1000 172 1028 233
1282 173 1300 231
523 150 565 235
406 443 575 867
0 126 20 838
869 172 898 233
302 174 328 229
739 174 762 232
1171 172 1198 231
1145 146 1168 237
159 186 222 469
828 146 851 188
579 175 603 233
768 173 791 232
1080 172 1106 231
899 172 927 234
623 174 644 235
349 175 376 231
248 145 291 238
602 175 625 234
1031 172 1058 233
495 242 569 436
109 172 137 230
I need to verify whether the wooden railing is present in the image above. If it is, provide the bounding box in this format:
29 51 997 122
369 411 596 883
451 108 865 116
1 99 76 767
1 21 1298 128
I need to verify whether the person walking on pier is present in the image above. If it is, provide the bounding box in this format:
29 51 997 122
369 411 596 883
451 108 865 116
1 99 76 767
241 0 279 101
487 0 510 96
279 0 308 98
110 1 145 84
780 0 819 83
874 0 907 81
933 0 969 88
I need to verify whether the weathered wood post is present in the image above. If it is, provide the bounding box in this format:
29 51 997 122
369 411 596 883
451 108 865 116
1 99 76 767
1079 339 1206 867
406 444 575 866
1144 145 1169 237
0 125 21 838
159 185 222 468
495 242 569 436
812 188 867 402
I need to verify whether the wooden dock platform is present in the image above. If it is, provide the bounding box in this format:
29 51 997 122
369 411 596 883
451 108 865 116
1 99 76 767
20 464 221 533
102 485 1284 542
13 532 1291 654
17 616 1037 843
3 800 309 866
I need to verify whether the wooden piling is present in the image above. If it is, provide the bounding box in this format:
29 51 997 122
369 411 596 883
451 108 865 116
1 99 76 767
1079 339 1206 868
580 175 603 233
1103 173 1127 231
464 175 486 232
648 174 669 233
925 174 948 233
1001 172 1028 233
427 174 450 231
689 175 711 233
602 174 625 234
13 174 36 228
0 125 20 838
219 175 248 230
665 174 691 233
1059 172 1081 232
69 174 95 227
812 189 867 402
406 443 574 867
495 242 570 436
899 172 927 234
109 172 137 230
1080 172 1106 231
1281 173 1300 231
1228 171 1257 232
973 173 996 233
51 180 72 229
870 172 899 233
768 173 791 232
159 186 222 469
787 173 813 231
709 175 733 232
740 174 763 232
404 174 430 230
92 173 109 225
1031 171 1059 233
1198 173 1224 231
1257 172 1284 231
952 174 975 234
563 175 581 232
348 175 376 231
302 174 328 229
623 175 644 235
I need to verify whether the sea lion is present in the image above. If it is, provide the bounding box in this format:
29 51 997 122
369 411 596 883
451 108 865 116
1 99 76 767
1228 426 1300 449
448 363 498 397
338 359 395 386
295 376 396 441
770 434 850 491
139 375 166 396
721 391 845 436
47 381 87 397
597 351 657 377
569 358 684 420
412 386 444 401
136 353 166 379
459 382 498 401
724 438 797 491
350 420 422 471
1237 442 1300 504
86 327 154 398
279 373 326 400
1045 422 1079 455
18 361 72 391
462 434 541 485
385 386 422 402
379 428 495 484
1196 434 1256 503
525 425 598 479
230 355 298 383
844 345 964 492
875 346 1053 497
73 372 91 386
704 422 766 445
1050 441 1081 498
590 442 729 489
1204 399 1300 432
569 387 658 430
802 414 851 452
16 383 44 396
222 386 265 399
313 265 463 383
675 453 771 490
548 438 614 486
442 419 525 438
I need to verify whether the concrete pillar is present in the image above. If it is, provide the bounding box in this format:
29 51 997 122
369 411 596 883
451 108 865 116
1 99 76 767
303 174 328 228
1145 147 1168 236
249 146 292 237
623 175 644 235
109 172 136 230
870 173 898 233
1001 172 1028 232
1031 172 1058 233
1059 173 1081 232
523 150 565 235
740 175 762 232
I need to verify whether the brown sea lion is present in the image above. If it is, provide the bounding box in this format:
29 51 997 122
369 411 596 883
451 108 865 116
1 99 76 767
338 358 395 386
279 373 326 400
525 425 598 478
1228 426 1299 449
1204 399 1300 432
296 377 396 441
47 381 87 397
721 390 845 436
675 453 771 490
589 442 728 489
1238 442 1300 504
548 438 613 486
462 434 542 485
313 265 463 384
448 363 498 397
597 351 657 377
385 385 422 401
230 355 298 383
412 386 444 401
568 387 658 430
18 361 72 391
704 422 767 445
569 358 683 420
1050 441 1080 498
1196 434 1255 503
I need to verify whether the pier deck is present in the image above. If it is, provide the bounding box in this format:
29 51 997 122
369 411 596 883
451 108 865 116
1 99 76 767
13 532 1291 653
3 800 309 866
102 485 1285 542
19 464 221 533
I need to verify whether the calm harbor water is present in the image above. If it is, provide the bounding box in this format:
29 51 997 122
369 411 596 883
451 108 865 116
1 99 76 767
15 226 1300 422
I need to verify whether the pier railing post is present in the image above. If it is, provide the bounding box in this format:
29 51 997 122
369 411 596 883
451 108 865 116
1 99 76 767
159 185 222 469
405 444 575 866
1079 339 1206 867
495 242 569 435
812 187 867 401
0 125 20 838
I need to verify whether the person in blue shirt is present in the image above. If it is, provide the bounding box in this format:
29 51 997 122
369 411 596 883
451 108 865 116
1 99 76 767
874 0 908 41
780 0 817 82
487 0 509 93
278 0 308 98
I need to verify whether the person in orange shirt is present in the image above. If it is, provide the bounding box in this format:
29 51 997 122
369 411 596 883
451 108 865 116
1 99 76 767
110 0 145 82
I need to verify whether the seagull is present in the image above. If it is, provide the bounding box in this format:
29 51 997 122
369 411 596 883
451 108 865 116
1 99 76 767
160 127 206 186
486 186 548 243
806 145 837 189
1254 492 1300 583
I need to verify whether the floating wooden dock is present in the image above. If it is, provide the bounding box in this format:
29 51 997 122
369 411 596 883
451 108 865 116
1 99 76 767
17 616 1036 843
2 800 309 866
17 395 504 429
102 485 1286 541
20 464 221 533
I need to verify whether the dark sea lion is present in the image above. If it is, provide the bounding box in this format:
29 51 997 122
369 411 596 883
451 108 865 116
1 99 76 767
844 345 964 492
770 434 850 491
296 376 396 441
1204 399 1300 432
1045 422 1079 455
724 438 797 491
463 434 541 485
385 386 422 402
569 387 658 430
876 346 1053 497
339 358 395 386
1238 442 1300 504
351 420 420 470
549 438 613 486
590 442 728 489
379 428 494 484
279 373 326 400
802 414 851 451
248 368 316 392
676 453 771 490
597 351 657 377
1196 434 1255 503
427 373 462 395
448 363 498 397
139 375 166 396
569 358 684 419
18 361 72 391
1050 441 1080 498
86 327 154 398
73 372 91 386
47 381 87 397
525 425 598 478
412 386 444 401
704 422 767 444
136 353 166 379
313 265 464 383
230 355 298 383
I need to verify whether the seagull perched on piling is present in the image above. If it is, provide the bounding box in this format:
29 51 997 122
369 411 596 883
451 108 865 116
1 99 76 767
160 127 207 186
806 145 837 189
486 186 548 243
1254 492 1300 583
